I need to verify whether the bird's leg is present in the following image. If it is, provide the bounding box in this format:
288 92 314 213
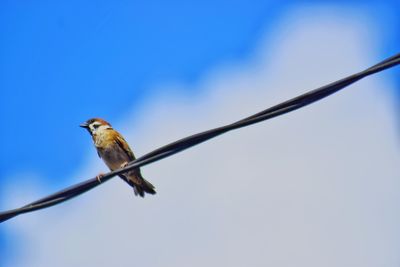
96 173 105 183
119 162 130 181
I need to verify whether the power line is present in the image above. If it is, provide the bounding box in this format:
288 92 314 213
1 53 399 223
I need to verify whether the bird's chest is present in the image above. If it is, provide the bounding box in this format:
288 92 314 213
94 134 129 170
99 146 129 170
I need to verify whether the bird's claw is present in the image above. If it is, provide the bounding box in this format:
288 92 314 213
96 173 104 183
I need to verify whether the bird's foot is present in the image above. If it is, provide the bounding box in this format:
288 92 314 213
120 162 129 168
96 173 105 183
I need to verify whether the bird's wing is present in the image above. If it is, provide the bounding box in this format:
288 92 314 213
114 132 136 161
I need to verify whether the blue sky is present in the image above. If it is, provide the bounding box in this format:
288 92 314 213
0 0 398 185
0 0 281 182
1 1 400 267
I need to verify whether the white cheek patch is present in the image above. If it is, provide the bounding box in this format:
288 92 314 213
90 123 110 134
89 124 97 133
98 125 111 131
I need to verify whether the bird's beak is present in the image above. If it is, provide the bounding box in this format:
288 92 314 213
79 122 89 129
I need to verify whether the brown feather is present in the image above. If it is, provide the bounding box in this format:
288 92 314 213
113 132 136 161
82 118 156 197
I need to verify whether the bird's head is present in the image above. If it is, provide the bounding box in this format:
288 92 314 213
80 118 112 135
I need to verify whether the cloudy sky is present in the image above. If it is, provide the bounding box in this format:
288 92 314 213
1 1 400 267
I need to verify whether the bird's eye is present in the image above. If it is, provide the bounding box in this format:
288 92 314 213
93 124 100 129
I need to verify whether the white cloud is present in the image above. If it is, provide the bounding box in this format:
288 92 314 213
4 6 400 267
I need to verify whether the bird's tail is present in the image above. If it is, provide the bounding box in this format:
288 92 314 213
119 171 156 197
133 177 156 197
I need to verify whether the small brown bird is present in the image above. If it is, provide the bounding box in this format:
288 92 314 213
80 118 156 197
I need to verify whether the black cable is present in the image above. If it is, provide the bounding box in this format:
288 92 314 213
1 53 399 223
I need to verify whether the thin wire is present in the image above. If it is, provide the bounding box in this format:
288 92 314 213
1 53 399 223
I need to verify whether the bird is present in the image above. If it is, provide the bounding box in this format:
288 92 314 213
80 118 156 197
